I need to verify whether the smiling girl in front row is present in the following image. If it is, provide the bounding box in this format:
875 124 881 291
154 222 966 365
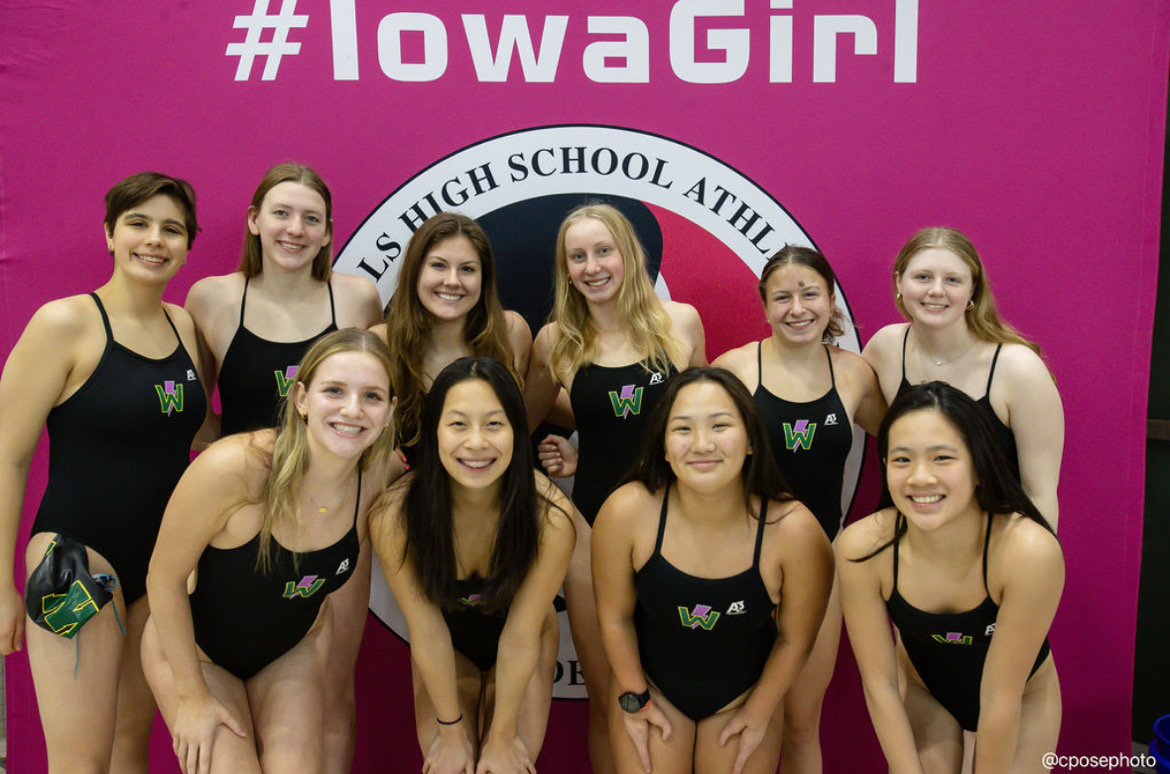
593 368 832 774
837 382 1062 774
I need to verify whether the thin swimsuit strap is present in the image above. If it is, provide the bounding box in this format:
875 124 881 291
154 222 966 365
985 344 1004 396
900 326 911 382
653 484 768 568
240 277 336 329
89 292 181 348
892 511 993 598
756 341 836 392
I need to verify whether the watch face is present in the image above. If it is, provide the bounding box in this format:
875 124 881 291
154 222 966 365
619 691 647 713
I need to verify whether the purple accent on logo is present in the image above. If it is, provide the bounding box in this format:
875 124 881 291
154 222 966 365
793 419 809 434
295 575 320 591
945 632 963 641
163 380 177 395
688 604 712 628
285 366 298 380
619 384 635 417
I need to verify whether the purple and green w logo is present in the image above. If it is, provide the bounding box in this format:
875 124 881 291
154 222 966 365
782 419 816 451
154 381 185 415
678 604 720 630
283 575 326 599
274 366 299 398
608 384 644 419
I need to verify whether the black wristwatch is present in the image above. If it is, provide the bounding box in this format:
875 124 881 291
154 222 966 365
618 688 652 714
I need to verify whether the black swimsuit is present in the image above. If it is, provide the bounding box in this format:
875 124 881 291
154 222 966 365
897 328 1020 477
634 490 777 720
217 278 338 436
569 361 676 525
753 343 853 539
885 513 1050 732
441 578 508 672
189 473 362 680
31 294 205 603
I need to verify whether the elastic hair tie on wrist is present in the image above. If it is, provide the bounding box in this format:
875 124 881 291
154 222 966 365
437 714 463 726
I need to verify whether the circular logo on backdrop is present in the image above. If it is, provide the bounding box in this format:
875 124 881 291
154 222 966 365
336 124 862 699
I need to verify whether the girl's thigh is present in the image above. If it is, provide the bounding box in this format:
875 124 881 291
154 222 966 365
694 696 784 774
607 679 697 774
903 679 964 774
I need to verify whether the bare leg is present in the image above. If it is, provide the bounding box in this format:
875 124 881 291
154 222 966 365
780 573 843 774
412 649 485 758
1006 661 1061 774
25 533 125 774
320 538 371 774
141 616 262 774
903 679 963 774
695 697 784 774
481 606 560 757
110 596 157 774
248 609 334 774
607 678 696 774
564 512 616 774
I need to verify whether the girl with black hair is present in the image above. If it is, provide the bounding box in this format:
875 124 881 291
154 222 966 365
837 381 1062 774
592 367 832 774
370 357 574 774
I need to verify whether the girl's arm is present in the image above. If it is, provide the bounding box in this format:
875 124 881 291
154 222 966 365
477 479 576 774
184 277 234 448
523 325 562 434
836 350 887 437
0 300 86 654
368 485 474 773
666 301 708 368
837 515 927 774
860 324 906 405
334 273 386 330
718 505 833 774
146 440 251 768
504 311 533 380
1000 348 1064 529
592 485 672 772
975 520 1064 774
167 303 218 451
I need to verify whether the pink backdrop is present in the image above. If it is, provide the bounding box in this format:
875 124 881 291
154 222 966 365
2 1 1168 771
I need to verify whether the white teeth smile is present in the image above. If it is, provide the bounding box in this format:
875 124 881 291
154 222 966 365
331 423 363 436
436 292 463 301
787 319 813 328
585 278 610 287
279 241 306 252
460 459 494 469
909 494 943 503
135 254 165 264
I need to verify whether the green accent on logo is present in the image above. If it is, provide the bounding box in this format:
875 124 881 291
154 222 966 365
677 606 720 630
608 385 644 418
782 420 816 450
155 383 185 414
282 577 326 598
274 368 297 398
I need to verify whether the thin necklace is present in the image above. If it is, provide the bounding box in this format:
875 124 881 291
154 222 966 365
917 334 978 367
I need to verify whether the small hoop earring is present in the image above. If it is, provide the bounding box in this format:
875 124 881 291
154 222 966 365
895 291 902 303
966 299 975 311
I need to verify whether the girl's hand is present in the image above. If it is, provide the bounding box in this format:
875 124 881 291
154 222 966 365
423 723 475 774
172 692 246 774
537 434 577 478
621 704 673 773
718 707 771 774
475 733 535 774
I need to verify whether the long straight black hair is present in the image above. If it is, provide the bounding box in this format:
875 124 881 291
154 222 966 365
858 381 1054 561
625 367 794 515
402 357 551 612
